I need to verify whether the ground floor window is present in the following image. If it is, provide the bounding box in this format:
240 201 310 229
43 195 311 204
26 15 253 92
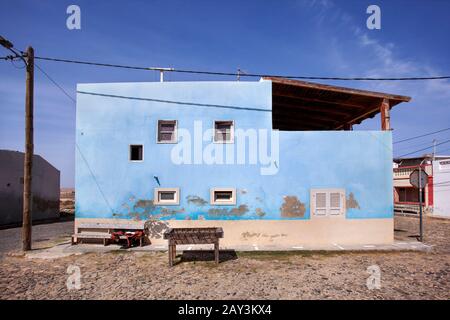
395 187 424 203
210 188 236 205
310 189 346 217
154 188 180 205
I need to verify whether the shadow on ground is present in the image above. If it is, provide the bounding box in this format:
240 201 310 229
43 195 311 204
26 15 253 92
176 250 238 265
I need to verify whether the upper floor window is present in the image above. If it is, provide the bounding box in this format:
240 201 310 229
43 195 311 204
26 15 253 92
214 120 234 143
157 120 177 143
129 144 143 161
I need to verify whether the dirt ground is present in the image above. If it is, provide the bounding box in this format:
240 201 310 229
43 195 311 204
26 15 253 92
0 215 448 300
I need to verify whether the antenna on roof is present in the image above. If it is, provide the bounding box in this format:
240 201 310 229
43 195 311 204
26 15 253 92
237 68 248 81
148 67 174 82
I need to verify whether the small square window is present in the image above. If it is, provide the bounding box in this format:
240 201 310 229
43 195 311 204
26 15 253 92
154 188 180 205
157 120 177 143
214 121 234 143
130 145 143 161
210 188 236 205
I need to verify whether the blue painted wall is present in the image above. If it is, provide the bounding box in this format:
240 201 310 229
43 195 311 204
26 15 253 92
75 81 393 221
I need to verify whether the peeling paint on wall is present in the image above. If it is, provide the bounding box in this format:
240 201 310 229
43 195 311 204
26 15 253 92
255 208 266 218
144 220 169 239
186 195 208 206
231 204 249 215
280 196 306 218
346 192 361 209
208 204 249 217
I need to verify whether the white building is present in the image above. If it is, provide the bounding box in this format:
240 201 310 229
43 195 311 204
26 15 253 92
393 155 450 218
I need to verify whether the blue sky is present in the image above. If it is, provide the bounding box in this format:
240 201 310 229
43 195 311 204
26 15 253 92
1 0 449 187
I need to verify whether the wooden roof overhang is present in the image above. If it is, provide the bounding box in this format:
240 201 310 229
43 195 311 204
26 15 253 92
265 77 411 131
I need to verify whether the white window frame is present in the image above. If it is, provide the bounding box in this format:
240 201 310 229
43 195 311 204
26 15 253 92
210 188 236 205
310 189 346 217
213 120 235 144
156 120 178 144
154 188 180 205
129 144 144 162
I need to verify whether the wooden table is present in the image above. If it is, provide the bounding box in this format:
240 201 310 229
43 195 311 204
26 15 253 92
163 227 224 267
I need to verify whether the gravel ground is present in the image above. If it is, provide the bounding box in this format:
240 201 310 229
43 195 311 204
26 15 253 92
0 215 448 300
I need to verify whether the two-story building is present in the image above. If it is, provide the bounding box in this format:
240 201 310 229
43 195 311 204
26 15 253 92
75 78 410 247
394 155 450 217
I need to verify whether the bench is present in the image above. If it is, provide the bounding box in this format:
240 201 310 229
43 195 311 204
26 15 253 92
163 227 224 267
72 222 145 246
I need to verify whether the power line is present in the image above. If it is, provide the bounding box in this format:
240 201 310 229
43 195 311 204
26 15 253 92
397 139 450 158
35 63 76 102
394 127 450 144
77 90 271 112
34 56 450 81
395 139 441 152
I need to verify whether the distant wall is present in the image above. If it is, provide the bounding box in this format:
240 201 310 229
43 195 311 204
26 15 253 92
0 150 60 226
432 159 450 217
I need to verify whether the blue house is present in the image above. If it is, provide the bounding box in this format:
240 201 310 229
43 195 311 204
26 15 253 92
75 77 410 247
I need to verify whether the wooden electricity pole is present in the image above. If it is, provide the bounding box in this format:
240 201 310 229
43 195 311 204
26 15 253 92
22 46 34 251
0 36 34 251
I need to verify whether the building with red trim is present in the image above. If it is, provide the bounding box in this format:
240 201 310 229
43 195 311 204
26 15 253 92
393 155 450 217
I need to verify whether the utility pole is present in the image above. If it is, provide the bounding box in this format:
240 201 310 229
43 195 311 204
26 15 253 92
23 46 34 251
0 36 34 251
432 139 437 162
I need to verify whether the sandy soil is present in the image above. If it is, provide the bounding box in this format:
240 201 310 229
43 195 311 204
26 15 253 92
0 215 448 300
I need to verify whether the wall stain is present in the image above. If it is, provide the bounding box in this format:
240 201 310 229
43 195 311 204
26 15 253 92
230 204 249 215
125 199 183 221
346 192 360 209
255 208 266 218
238 189 248 194
208 204 249 217
280 196 306 218
241 232 261 239
186 195 208 206
207 208 229 216
241 231 287 241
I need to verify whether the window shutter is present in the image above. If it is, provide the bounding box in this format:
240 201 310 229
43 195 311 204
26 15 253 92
158 120 176 142
315 192 327 216
329 192 342 215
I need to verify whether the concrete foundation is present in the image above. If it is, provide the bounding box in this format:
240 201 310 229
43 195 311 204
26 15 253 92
75 217 393 246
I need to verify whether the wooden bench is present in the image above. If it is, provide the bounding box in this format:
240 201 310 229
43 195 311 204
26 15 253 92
163 227 224 267
72 222 145 246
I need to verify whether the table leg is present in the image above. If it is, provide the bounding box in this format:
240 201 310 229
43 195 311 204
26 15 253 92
168 243 173 267
214 241 219 264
